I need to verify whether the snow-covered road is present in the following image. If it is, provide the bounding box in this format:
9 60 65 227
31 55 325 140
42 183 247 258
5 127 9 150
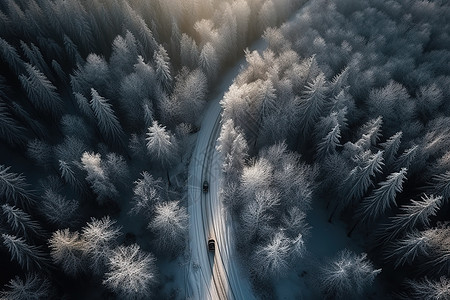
185 44 263 299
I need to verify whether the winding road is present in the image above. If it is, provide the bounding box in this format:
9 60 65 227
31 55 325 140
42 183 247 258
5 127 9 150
184 3 311 297
185 44 262 300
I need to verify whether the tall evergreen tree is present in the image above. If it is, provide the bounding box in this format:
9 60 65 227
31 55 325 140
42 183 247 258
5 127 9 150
82 216 121 275
0 165 35 207
0 274 51 300
1 204 43 239
217 119 249 184
394 145 418 171
103 244 157 299
145 121 178 167
199 42 219 80
381 131 402 167
149 200 188 253
341 150 384 206
358 168 408 224
2 234 47 270
316 124 341 160
0 101 27 147
0 37 24 75
319 249 381 298
154 44 172 91
49 229 85 276
19 63 62 118
378 194 442 243
90 88 125 147
296 73 328 139
431 171 450 202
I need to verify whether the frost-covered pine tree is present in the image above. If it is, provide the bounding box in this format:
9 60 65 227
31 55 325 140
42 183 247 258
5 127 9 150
103 244 157 299
0 101 26 147
142 100 154 129
281 206 309 238
49 229 85 276
354 116 383 152
27 139 53 170
341 150 384 206
154 44 172 91
199 42 219 80
250 231 290 279
70 54 111 99
0 37 25 75
55 136 87 168
0 165 35 207
258 78 277 121
314 112 339 146
145 121 178 167
416 83 444 122
180 33 199 69
380 131 402 167
329 67 349 97
58 160 83 193
74 92 95 120
41 189 79 227
90 88 125 147
358 168 408 224
241 190 280 241
2 234 48 270
240 158 273 203
110 32 138 76
287 55 320 95
130 172 163 217
316 124 341 160
405 276 450 300
296 73 328 139
1 204 43 239
217 119 248 184
386 230 429 268
171 68 207 124
125 13 158 60
19 63 62 118
149 200 188 253
0 273 51 300
118 73 149 127
412 225 450 275
133 55 156 97
81 216 121 275
319 250 381 299
258 0 277 30
20 41 51 79
394 144 418 171
378 194 442 243
368 81 413 136
263 142 314 210
430 171 450 202
103 153 129 188
80 152 118 205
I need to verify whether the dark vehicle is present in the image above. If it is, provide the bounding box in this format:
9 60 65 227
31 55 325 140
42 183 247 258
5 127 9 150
203 180 209 193
208 238 215 252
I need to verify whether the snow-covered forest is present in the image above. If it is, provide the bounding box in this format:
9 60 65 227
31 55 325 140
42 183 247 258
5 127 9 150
1 0 449 299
